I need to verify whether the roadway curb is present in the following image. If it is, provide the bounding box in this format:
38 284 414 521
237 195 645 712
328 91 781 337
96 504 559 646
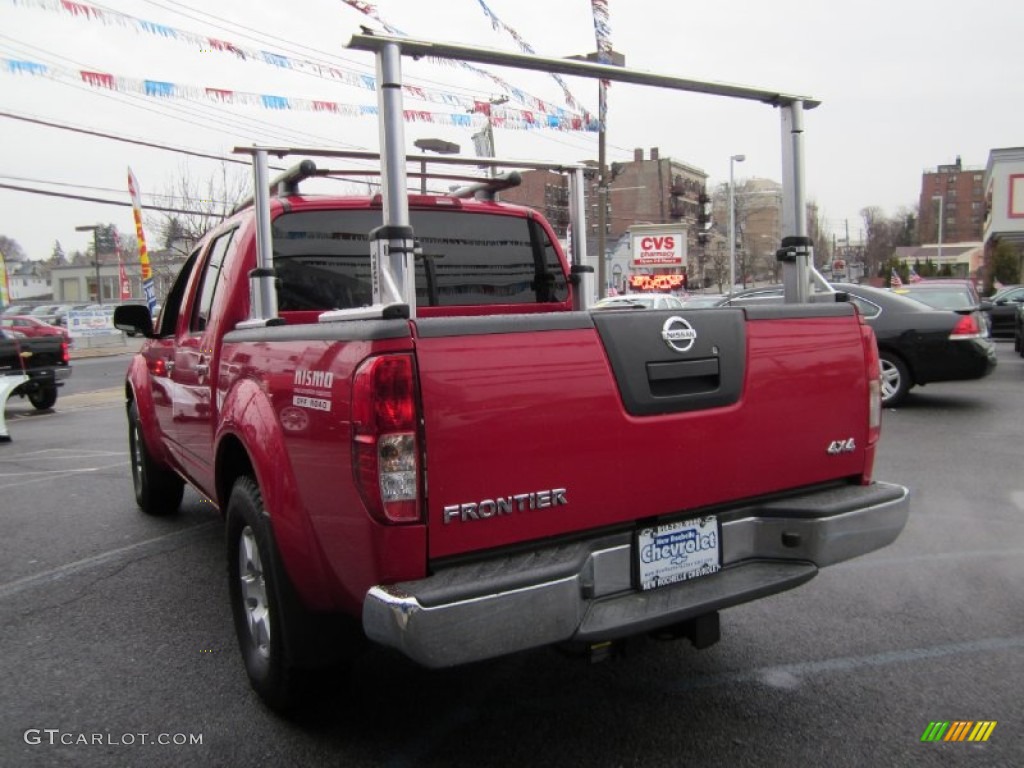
70 340 143 360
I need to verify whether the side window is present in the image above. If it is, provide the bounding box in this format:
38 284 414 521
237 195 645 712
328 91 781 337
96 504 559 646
191 230 235 333
848 295 881 318
156 249 202 337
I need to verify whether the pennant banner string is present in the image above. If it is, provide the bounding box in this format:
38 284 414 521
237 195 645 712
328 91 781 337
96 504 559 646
3 0 591 122
338 0 593 120
472 0 584 112
591 0 613 128
1 56 599 132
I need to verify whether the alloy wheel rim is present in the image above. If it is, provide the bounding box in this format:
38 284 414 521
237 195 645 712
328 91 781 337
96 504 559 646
131 422 143 487
879 360 900 401
238 526 271 659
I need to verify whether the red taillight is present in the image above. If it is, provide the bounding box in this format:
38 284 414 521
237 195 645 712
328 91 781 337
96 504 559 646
858 321 881 485
352 354 421 524
861 324 881 443
949 314 980 340
61 340 70 364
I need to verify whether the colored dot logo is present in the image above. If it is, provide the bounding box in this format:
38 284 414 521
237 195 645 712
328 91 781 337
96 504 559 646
921 721 997 742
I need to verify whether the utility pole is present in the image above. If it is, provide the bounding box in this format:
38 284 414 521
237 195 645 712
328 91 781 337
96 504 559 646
75 224 101 304
569 49 625 299
470 96 507 179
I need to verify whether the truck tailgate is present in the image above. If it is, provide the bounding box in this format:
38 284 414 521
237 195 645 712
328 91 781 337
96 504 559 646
414 305 872 559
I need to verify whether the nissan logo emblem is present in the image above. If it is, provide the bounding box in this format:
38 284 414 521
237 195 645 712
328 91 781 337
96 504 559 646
661 316 697 353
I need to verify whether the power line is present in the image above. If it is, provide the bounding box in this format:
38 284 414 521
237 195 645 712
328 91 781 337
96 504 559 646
0 110 253 166
0 35 362 149
0 181 198 214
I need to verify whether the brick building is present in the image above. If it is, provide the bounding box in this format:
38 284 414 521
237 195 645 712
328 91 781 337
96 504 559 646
918 156 987 245
500 147 708 291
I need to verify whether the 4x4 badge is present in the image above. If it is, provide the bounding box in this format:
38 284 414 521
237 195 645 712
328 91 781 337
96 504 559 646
661 316 697 353
827 438 856 455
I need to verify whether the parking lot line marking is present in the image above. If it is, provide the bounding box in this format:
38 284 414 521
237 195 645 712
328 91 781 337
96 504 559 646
834 548 1024 568
0 448 124 458
0 461 128 490
0 522 218 600
654 635 1024 694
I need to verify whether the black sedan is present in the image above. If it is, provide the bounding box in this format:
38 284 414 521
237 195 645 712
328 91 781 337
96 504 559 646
716 283 998 407
1014 302 1024 357
981 284 1024 338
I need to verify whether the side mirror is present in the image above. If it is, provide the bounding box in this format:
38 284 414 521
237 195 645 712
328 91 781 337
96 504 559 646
113 305 154 338
980 300 994 310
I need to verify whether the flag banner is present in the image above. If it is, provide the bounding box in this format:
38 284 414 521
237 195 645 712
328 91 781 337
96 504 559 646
0 249 10 307
1 57 598 132
3 0 591 122
338 0 592 117
591 0 612 58
890 267 903 288
127 167 157 314
114 231 131 300
472 0 584 110
909 266 922 283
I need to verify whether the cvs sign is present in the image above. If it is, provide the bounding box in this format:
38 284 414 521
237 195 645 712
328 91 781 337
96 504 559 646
630 225 686 267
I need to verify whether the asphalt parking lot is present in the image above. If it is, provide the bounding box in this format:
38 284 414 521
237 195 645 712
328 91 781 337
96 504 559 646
0 343 1021 767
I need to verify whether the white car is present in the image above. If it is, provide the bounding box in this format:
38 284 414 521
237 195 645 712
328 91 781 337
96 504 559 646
592 293 685 310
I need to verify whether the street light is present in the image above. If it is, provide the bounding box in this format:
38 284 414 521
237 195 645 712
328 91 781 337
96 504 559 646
75 224 101 304
932 194 944 263
728 154 745 291
413 138 461 193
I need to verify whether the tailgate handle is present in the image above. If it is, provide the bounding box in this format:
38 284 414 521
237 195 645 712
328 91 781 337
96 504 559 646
646 358 720 397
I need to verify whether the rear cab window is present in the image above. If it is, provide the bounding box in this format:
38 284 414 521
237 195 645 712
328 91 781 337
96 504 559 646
270 207 568 314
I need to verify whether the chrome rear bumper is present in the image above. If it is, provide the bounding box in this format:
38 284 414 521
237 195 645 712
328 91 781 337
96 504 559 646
363 481 909 668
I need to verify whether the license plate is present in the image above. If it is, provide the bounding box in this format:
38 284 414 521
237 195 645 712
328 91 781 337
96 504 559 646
637 516 720 591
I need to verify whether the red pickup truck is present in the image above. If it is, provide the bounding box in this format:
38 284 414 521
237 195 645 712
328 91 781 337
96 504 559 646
112 35 908 713
113 171 908 708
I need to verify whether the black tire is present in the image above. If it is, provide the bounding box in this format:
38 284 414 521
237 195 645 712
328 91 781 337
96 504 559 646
226 476 360 714
28 385 57 410
878 351 910 408
128 401 184 515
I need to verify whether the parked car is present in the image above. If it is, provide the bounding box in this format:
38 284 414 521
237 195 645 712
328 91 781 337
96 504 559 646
891 279 990 337
1014 302 1024 357
980 284 1024 338
0 327 72 410
592 293 686 310
0 315 68 340
28 304 63 325
1 303 35 317
51 304 78 327
717 283 997 407
680 293 727 308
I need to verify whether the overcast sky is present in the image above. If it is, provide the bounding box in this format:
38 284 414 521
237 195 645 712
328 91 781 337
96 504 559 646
1 0 1021 262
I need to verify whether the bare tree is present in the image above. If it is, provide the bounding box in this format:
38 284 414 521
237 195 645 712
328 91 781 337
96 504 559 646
150 163 250 258
807 201 832 268
0 235 27 262
860 206 891 278
861 206 919 278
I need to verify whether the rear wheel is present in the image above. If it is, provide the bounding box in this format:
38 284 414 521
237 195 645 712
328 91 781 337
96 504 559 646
28 385 57 410
879 352 910 408
128 401 184 515
226 476 360 714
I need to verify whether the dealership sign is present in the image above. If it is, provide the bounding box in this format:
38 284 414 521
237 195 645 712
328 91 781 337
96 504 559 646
629 224 687 267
